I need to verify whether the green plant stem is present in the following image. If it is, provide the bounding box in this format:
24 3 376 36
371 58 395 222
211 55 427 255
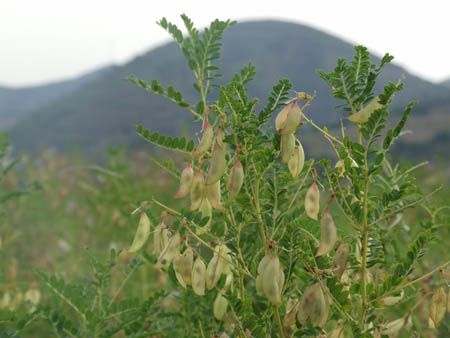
302 113 343 146
108 263 138 309
254 174 269 254
274 306 285 338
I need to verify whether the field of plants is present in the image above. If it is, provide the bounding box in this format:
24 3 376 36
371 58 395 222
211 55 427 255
1 15 449 338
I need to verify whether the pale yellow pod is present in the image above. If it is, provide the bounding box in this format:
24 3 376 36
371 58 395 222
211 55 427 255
215 125 225 147
275 103 290 131
288 142 305 178
347 97 382 124
190 170 205 211
192 120 213 157
219 245 232 275
214 291 228 320
228 159 244 201
256 254 271 296
174 163 194 198
309 284 329 327
10 291 23 311
128 212 152 253
219 333 230 338
283 299 299 329
206 142 227 185
262 255 283 305
382 317 405 335
206 252 224 290
192 257 207 296
329 320 345 338
316 208 337 257
280 133 295 164
173 253 187 289
156 232 180 269
0 291 11 309
206 180 225 211
281 102 302 135
197 198 212 235
429 287 447 327
305 182 320 220
180 246 194 285
257 255 271 275
381 290 404 306
153 222 169 256
332 242 349 280
24 288 41 305
335 158 358 177
297 284 317 325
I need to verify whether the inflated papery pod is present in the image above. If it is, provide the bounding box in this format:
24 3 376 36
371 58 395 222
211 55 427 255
24 287 41 313
190 170 205 211
206 180 225 211
153 221 169 256
192 257 206 296
332 242 349 280
288 142 305 178
256 255 271 296
197 198 212 235
206 142 226 185
335 157 358 177
156 232 180 269
174 163 194 198
381 290 404 307
262 255 284 305
215 125 225 147
381 317 404 336
228 158 244 201
219 333 230 338
192 119 213 157
316 208 337 257
275 102 302 135
214 290 228 320
173 246 194 288
206 247 224 290
280 133 295 164
128 211 152 253
429 287 447 327
297 283 329 327
283 298 300 336
329 320 345 338
347 96 382 124
305 182 320 220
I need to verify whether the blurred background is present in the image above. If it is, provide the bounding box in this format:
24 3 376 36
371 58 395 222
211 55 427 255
0 1 449 335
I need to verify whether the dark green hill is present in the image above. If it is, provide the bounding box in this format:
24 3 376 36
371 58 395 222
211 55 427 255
9 20 450 158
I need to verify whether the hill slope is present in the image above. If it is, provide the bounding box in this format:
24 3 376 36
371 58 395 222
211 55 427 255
9 20 450 158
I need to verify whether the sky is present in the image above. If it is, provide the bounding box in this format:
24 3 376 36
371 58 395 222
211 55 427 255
1 0 450 87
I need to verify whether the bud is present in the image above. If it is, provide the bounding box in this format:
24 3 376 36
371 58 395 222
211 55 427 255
192 257 207 296
228 159 244 201
128 212 152 253
214 291 228 320
153 221 169 256
206 142 227 185
305 182 320 220
381 317 404 335
190 170 205 211
206 249 224 290
174 164 194 198
316 208 337 257
429 287 447 327
332 242 349 281
192 120 213 157
280 133 295 164
206 180 225 211
156 232 180 269
347 97 382 124
288 142 305 178
262 255 284 305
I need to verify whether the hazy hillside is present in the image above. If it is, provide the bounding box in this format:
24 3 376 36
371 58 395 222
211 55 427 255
9 20 450 158
441 78 450 88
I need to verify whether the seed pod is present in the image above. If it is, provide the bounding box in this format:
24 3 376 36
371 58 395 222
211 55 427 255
156 232 180 269
281 102 302 135
173 247 194 288
381 290 404 306
335 157 358 177
283 299 299 329
24 288 41 305
256 255 271 296
128 212 152 253
190 170 205 211
153 222 169 256
214 291 228 320
429 287 447 327
206 180 225 211
206 142 227 185
215 125 225 147
348 97 382 124
192 119 213 157
305 182 320 220
173 253 187 288
332 242 349 281
382 317 404 335
275 103 290 131
0 291 11 309
224 272 233 290
219 333 230 338
280 133 295 164
297 284 317 325
317 209 337 257
309 284 329 327
228 159 244 201
197 198 212 235
262 255 283 305
192 257 207 296
329 320 345 338
174 164 194 198
206 250 224 290
288 142 305 178
219 244 232 275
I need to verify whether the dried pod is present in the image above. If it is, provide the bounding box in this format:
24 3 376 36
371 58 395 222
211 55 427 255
192 119 213 157
228 159 244 201
280 133 295 164
381 290 404 306
329 320 345 338
206 250 224 290
190 170 205 211
214 291 228 320
206 142 227 185
219 333 230 338
332 242 349 280
262 255 283 305
279 102 302 135
381 317 404 335
219 245 233 275
196 198 213 236
174 163 194 198
335 158 358 177
297 284 317 325
0 291 11 309
309 284 329 327
305 182 320 220
288 142 305 178
429 287 447 327
173 253 187 288
224 272 233 290
179 247 194 286
153 222 169 256
206 180 225 211
192 257 207 296
128 212 152 253
275 103 290 131
215 125 225 147
256 256 270 296
24 288 41 305
316 208 337 257
347 97 382 124
156 232 180 269
283 299 299 329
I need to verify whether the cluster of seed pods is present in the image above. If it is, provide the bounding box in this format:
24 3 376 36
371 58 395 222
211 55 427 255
256 254 285 305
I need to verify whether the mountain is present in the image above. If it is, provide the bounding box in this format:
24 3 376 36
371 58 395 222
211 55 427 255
8 20 450 159
440 78 450 88
0 65 113 129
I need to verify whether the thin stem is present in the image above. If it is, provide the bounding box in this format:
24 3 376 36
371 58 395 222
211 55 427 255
108 263 138 309
274 306 285 338
302 113 343 146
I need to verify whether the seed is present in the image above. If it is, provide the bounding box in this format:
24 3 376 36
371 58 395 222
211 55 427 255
192 119 213 157
347 97 382 124
332 242 349 280
156 232 180 269
206 180 225 211
128 211 152 253
214 291 228 320
206 249 224 290
429 287 447 327
228 159 244 201
174 164 194 198
305 182 320 220
206 142 227 185
280 102 302 135
288 142 305 178
192 257 206 296
262 255 283 305
190 170 205 211
280 133 295 164
316 208 337 257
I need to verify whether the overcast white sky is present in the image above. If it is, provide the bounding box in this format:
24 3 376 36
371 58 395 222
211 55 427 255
1 0 450 87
